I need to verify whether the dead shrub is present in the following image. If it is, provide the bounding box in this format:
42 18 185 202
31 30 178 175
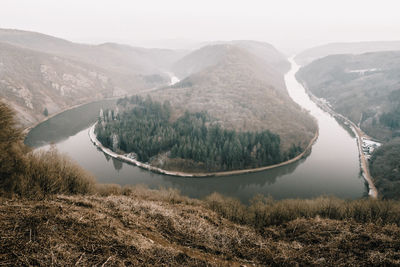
19 147 96 198
95 183 122 196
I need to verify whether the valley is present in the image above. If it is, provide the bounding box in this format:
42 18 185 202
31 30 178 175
24 58 366 202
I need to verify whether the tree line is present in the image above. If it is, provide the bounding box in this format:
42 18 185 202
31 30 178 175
95 96 301 171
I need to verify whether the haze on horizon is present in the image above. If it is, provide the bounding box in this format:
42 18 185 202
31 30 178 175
1 0 400 54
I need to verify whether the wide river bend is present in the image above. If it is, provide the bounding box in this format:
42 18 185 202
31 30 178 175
25 59 367 203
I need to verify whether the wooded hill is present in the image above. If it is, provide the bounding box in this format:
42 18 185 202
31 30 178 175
145 43 317 154
297 51 400 141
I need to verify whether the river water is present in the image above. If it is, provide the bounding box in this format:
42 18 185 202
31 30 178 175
25 59 367 203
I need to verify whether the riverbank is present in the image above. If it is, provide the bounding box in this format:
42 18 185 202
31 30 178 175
22 81 171 136
299 82 378 198
89 123 319 177
22 97 121 136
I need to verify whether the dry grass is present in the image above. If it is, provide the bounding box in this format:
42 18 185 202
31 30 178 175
205 193 400 228
0 101 96 199
1 188 400 266
0 146 96 199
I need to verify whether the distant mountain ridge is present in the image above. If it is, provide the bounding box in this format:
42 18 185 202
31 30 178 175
0 28 187 75
172 40 289 79
295 41 400 66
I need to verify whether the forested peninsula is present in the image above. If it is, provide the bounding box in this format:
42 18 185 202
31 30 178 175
95 96 303 172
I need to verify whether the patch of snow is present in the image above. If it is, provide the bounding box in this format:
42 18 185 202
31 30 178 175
97 74 109 83
165 72 180 85
113 87 128 97
16 87 33 109
347 68 380 75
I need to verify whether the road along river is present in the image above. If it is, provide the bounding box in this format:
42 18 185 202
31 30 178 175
25 59 367 203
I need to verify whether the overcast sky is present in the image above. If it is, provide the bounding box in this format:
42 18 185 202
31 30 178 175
1 0 400 54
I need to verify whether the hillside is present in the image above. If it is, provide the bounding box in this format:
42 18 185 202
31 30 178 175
295 41 400 66
172 40 290 78
149 44 317 153
0 28 187 75
296 51 400 141
0 29 187 126
370 138 400 199
3 192 400 266
0 42 153 126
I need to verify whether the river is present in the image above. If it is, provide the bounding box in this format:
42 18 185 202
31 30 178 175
25 59 367 203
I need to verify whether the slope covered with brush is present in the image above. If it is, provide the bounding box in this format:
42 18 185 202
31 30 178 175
0 29 186 126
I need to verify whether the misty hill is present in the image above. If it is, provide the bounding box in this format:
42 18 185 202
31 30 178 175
148 44 317 154
0 28 187 75
172 40 289 78
0 42 168 126
0 29 188 126
297 51 400 140
295 41 400 66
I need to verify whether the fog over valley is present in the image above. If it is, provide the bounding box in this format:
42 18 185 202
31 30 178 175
2 0 400 54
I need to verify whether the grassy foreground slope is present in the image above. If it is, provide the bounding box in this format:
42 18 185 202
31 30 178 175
2 101 400 265
2 191 400 266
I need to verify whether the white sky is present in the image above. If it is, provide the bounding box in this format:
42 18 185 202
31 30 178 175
1 0 400 54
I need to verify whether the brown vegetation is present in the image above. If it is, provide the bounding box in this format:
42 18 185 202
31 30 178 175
1 189 400 266
0 29 183 126
0 101 95 199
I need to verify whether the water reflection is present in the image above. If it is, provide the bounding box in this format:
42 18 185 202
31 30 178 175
25 100 116 147
112 157 123 172
161 158 305 200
